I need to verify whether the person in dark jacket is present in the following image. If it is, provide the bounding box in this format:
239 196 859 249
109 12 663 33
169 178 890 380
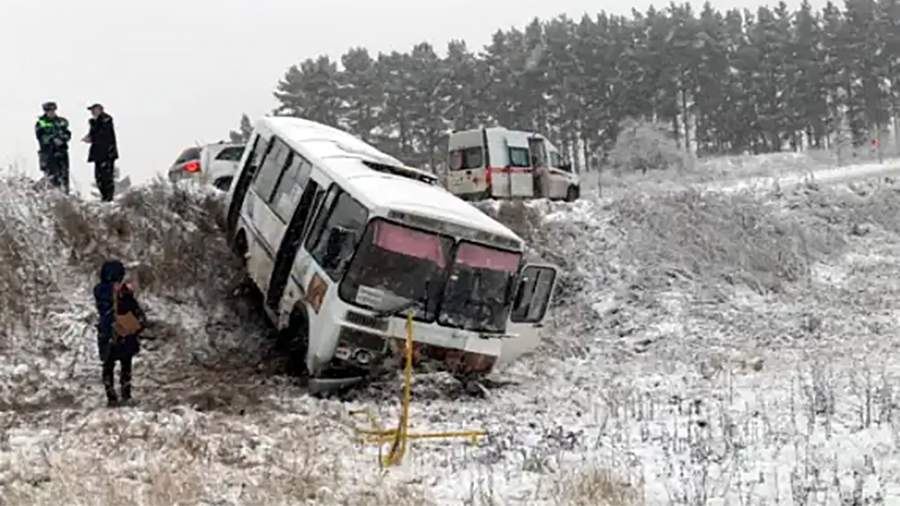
94 260 146 407
35 102 72 193
83 103 119 202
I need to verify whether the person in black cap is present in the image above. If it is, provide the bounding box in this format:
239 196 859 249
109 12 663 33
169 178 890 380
35 102 72 193
83 103 119 202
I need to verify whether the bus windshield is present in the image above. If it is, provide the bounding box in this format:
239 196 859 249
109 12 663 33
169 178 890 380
439 242 520 333
340 220 522 333
340 220 452 321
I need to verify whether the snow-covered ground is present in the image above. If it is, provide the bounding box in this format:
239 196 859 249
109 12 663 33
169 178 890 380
2 161 900 505
711 157 900 195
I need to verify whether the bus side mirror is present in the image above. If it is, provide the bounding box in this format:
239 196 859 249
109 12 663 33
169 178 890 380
510 265 557 324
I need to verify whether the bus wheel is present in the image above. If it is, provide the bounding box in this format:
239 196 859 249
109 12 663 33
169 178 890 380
565 186 580 202
284 308 310 376
233 229 248 260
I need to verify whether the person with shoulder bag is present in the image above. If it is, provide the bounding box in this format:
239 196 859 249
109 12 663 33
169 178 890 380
94 260 146 407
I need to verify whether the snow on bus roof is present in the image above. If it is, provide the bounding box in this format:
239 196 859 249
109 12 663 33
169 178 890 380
344 171 522 245
262 116 434 180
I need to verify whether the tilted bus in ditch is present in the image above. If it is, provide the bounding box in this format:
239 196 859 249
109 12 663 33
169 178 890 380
224 117 557 390
447 127 581 202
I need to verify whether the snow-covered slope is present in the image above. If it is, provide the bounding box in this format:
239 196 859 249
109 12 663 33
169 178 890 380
2 174 900 505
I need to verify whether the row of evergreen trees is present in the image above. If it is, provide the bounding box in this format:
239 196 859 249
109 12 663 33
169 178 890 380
267 0 900 172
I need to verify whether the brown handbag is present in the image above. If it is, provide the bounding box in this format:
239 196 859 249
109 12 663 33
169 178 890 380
113 291 143 338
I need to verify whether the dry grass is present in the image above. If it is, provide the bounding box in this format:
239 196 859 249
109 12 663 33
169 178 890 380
2 465 430 506
554 468 643 506
51 180 239 299
0 410 433 506
0 178 64 331
613 189 844 295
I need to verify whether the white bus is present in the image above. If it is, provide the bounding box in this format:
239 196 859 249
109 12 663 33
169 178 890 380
224 117 558 390
447 127 581 202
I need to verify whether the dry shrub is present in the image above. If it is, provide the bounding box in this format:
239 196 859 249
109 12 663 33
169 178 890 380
796 182 900 235
608 119 688 175
613 190 843 294
52 180 239 299
554 468 643 506
475 200 589 305
0 178 64 331
0 443 430 506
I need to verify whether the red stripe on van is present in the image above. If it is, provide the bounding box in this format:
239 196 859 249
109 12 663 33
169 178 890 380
488 166 532 174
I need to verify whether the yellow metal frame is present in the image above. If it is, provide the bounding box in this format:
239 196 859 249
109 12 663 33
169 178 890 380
350 312 487 466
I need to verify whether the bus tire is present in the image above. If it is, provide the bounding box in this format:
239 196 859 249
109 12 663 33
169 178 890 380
285 307 310 375
565 186 579 202
232 229 248 261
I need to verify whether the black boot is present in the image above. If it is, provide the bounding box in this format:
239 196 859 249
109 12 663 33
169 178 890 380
103 358 119 407
120 356 133 405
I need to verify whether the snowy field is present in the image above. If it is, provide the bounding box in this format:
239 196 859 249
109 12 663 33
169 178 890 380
2 163 900 505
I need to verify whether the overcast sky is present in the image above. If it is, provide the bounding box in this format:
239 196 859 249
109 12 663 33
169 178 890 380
1 0 826 188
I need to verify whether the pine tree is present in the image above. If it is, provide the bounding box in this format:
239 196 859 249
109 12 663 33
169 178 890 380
875 0 900 147
407 42 449 170
792 0 829 148
693 4 729 154
375 51 416 161
274 56 342 126
821 2 848 148
228 114 253 144
339 48 381 142
844 0 890 145
443 40 487 131
267 2 896 165
669 2 702 153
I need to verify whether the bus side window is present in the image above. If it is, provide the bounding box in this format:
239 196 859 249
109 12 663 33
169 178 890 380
245 134 272 181
226 133 272 235
271 151 313 222
305 186 339 254
253 138 291 202
306 187 368 280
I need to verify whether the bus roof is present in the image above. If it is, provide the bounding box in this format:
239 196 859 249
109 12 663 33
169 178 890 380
260 116 524 248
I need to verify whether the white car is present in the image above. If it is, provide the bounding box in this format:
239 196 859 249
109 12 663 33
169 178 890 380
167 143 245 191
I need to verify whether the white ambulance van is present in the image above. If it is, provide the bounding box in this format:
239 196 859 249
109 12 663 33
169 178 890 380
447 127 580 201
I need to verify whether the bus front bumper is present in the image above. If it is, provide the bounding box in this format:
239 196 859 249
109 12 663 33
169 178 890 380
330 323 500 376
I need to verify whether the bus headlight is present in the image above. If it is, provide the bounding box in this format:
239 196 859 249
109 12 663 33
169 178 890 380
355 349 373 365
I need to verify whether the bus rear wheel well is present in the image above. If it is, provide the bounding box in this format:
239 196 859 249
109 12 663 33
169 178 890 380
233 229 248 258
285 304 310 373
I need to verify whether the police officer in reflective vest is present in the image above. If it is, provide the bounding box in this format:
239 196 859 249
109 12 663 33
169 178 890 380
35 102 72 193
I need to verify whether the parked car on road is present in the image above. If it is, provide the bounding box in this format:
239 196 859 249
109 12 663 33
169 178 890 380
168 143 245 191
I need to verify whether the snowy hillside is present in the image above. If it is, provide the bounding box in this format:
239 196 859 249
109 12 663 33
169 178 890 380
2 172 900 505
